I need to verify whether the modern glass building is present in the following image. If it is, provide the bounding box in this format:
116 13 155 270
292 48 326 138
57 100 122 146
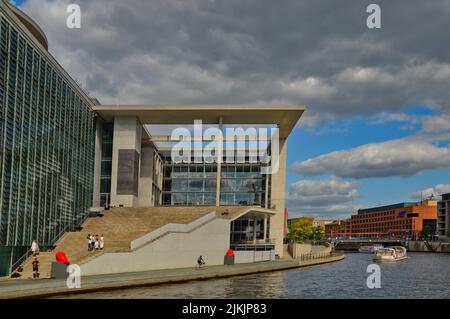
0 1 96 276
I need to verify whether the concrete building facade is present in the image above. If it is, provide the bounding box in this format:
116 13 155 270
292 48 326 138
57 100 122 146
331 201 438 239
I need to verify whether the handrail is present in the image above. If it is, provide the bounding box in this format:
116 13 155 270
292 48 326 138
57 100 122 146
9 249 32 274
130 211 217 250
9 212 90 275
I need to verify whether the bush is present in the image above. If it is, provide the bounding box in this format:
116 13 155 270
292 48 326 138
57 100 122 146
287 218 324 242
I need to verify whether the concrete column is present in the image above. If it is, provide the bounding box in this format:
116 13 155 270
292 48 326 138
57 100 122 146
263 215 268 241
215 118 223 206
264 175 269 209
253 217 257 244
92 119 103 207
110 116 142 207
269 137 287 257
138 145 154 207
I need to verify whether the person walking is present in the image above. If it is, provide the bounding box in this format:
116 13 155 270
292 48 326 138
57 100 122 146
31 240 39 257
87 234 91 251
90 234 95 251
94 235 99 250
32 258 40 279
99 234 104 250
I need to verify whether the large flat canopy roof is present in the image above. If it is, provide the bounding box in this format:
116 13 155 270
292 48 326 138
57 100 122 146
93 104 305 138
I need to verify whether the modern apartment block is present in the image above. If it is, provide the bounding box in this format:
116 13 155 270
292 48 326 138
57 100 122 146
0 1 304 276
0 1 96 275
437 193 450 237
332 201 438 238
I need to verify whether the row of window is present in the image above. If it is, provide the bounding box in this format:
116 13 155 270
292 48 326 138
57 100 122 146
0 12 95 247
162 192 265 206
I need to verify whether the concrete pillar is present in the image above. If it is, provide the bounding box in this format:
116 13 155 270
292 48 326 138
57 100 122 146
110 116 142 207
138 145 154 207
215 118 223 206
269 137 287 257
263 215 268 241
92 119 103 207
253 217 257 244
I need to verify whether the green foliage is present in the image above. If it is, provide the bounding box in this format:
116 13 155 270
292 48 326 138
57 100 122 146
422 225 432 236
288 218 324 241
311 226 324 241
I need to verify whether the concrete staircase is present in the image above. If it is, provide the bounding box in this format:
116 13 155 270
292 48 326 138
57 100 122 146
20 252 54 279
18 206 241 279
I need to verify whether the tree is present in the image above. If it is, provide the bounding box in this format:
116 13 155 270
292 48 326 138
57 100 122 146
311 226 324 241
288 218 324 241
422 225 432 237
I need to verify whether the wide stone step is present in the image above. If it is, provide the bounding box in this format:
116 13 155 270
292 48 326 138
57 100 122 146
13 206 240 279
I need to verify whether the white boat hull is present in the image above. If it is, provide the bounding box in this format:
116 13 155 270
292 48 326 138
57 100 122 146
373 255 407 262
373 246 407 262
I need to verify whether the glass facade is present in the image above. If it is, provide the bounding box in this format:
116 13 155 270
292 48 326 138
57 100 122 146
151 150 163 206
0 9 95 275
220 164 266 206
99 123 113 207
162 163 217 206
230 216 266 244
161 156 267 207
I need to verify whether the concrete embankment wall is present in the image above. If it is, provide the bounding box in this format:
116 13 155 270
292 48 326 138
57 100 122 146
81 218 231 276
287 242 332 258
406 241 450 253
234 250 275 263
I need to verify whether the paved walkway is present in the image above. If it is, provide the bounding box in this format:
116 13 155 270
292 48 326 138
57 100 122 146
0 254 344 299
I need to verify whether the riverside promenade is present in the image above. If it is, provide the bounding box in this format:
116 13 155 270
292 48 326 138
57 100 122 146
0 253 344 299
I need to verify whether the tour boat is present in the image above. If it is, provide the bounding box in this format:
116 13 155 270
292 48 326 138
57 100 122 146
358 244 384 253
373 246 407 262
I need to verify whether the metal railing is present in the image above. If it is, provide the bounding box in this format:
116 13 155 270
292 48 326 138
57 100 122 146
9 213 90 275
230 243 276 251
9 249 33 274
230 238 276 251
298 251 341 261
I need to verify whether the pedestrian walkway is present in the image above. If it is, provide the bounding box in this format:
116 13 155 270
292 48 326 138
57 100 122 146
0 254 344 299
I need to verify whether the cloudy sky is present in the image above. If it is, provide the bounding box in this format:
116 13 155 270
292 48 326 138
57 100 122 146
15 0 450 218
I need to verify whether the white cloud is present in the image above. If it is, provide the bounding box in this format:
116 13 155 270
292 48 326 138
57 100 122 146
412 184 450 200
286 178 360 218
287 178 359 205
421 115 450 133
369 112 415 125
290 137 450 178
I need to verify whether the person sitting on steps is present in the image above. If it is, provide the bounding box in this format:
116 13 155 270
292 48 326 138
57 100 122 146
197 255 206 268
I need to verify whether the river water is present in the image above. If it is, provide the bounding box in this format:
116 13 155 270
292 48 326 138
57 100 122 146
61 252 450 299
